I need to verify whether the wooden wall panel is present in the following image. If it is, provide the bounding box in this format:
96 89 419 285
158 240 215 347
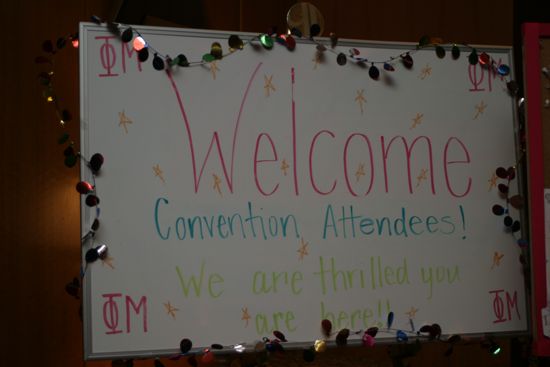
311 0 513 44
0 1 516 366
233 0 513 45
203 0 513 45
1 1 83 366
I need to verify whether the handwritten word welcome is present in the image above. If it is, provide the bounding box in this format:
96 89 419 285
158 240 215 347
166 67 472 199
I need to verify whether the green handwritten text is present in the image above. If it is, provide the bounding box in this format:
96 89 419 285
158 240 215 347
175 260 224 298
320 299 391 330
254 310 297 335
313 256 410 295
252 270 303 295
420 264 460 299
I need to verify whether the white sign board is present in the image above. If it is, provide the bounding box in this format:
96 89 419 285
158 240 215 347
79 23 526 359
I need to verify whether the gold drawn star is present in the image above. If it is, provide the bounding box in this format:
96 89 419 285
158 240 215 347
416 168 429 187
474 100 487 120
419 64 432 80
488 172 497 191
281 159 289 176
241 307 251 327
355 89 366 115
101 255 115 269
213 174 222 196
410 113 424 129
405 307 419 319
153 164 165 184
491 251 504 269
297 238 309 261
118 110 133 134
210 61 220 80
312 52 322 70
164 301 179 320
264 75 276 97
355 163 365 182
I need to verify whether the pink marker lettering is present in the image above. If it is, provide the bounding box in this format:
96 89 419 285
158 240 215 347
96 36 119 77
253 133 280 196
343 133 374 196
443 137 472 198
102 293 123 334
166 63 262 194
468 64 485 92
291 67 299 195
121 42 142 73
125 295 148 333
381 136 435 194
309 130 337 195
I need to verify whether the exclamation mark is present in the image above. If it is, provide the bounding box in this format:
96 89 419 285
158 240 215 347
459 205 466 239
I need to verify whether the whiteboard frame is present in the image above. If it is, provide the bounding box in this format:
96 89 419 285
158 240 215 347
79 22 526 360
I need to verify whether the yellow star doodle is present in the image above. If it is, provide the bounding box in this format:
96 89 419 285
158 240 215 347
281 159 289 176
488 172 497 191
411 113 424 129
213 174 222 196
210 61 220 80
419 64 432 80
416 168 429 187
264 75 276 97
101 255 115 269
312 52 322 70
355 163 365 182
164 301 179 319
241 307 251 327
118 110 133 133
297 238 309 261
153 164 165 184
405 307 419 319
474 100 487 119
491 251 504 269
355 89 366 115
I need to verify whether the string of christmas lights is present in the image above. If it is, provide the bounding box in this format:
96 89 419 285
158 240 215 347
89 14 516 90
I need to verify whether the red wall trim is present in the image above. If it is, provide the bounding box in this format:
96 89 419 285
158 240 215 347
522 22 550 356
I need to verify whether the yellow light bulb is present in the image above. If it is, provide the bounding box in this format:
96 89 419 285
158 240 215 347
314 339 327 352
